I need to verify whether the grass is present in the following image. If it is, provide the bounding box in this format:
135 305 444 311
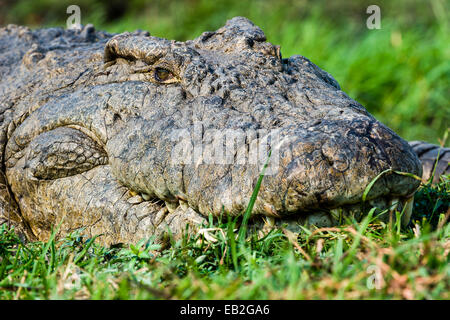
0 175 448 300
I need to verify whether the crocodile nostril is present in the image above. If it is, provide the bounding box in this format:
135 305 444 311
113 113 122 122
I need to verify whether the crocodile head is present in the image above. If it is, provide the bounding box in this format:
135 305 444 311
2 18 421 244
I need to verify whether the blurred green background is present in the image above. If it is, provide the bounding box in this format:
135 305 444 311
1 0 449 143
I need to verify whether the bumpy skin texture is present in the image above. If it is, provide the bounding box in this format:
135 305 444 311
0 18 426 245
409 141 449 183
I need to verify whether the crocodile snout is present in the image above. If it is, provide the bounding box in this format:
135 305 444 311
276 118 422 215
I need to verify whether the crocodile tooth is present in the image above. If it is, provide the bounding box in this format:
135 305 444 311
264 216 275 227
179 200 189 211
165 201 179 213
127 194 143 204
389 198 400 214
263 203 277 216
401 197 414 226
141 193 151 201
154 207 169 226
258 216 276 239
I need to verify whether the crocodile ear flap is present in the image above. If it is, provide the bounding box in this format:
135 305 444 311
193 17 282 59
104 33 171 65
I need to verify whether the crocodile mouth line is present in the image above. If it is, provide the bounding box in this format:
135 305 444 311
251 194 415 231
127 183 415 230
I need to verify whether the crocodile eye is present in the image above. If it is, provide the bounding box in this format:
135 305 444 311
154 67 174 82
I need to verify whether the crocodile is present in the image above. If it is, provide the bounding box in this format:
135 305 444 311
0 17 447 245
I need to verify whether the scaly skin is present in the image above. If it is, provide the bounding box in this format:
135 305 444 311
0 17 436 245
409 141 449 184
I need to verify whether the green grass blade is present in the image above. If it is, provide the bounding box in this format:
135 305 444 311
238 151 272 243
362 168 393 202
73 235 100 265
